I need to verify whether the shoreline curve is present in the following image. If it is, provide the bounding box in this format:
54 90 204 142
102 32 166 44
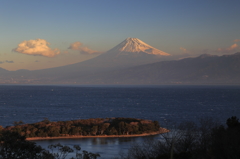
27 127 169 141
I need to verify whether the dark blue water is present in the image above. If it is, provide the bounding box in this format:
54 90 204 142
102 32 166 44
0 85 239 127
0 85 239 158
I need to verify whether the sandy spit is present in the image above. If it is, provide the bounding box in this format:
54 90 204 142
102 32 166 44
26 127 169 141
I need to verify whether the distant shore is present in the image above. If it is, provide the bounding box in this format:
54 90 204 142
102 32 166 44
27 127 169 141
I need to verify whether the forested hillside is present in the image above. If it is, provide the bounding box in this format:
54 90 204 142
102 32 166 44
1 118 161 138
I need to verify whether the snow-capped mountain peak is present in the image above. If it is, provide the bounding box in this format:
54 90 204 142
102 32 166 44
108 37 170 56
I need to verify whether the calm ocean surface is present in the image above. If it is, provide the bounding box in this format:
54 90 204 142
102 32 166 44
0 85 240 158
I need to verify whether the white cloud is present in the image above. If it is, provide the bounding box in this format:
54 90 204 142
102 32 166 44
217 43 238 53
68 41 101 54
13 39 60 57
68 41 82 50
234 39 240 42
179 47 191 54
228 43 238 50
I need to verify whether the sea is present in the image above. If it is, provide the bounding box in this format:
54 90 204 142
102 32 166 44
0 85 240 158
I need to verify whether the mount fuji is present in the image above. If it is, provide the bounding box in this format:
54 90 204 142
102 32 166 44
0 38 170 84
23 38 171 80
106 37 170 56
82 37 171 70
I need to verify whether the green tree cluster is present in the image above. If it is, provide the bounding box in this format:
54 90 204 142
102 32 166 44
3 118 160 138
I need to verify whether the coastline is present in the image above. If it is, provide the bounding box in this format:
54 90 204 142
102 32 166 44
27 127 169 141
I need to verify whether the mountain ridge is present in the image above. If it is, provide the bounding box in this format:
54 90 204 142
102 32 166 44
94 52 240 85
27 37 171 77
43 52 240 85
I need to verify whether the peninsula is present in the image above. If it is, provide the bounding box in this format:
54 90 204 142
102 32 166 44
1 118 168 140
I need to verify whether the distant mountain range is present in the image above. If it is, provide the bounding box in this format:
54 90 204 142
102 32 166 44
95 53 240 85
1 38 240 85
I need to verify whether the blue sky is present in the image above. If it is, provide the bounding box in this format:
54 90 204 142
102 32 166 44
1 0 240 70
